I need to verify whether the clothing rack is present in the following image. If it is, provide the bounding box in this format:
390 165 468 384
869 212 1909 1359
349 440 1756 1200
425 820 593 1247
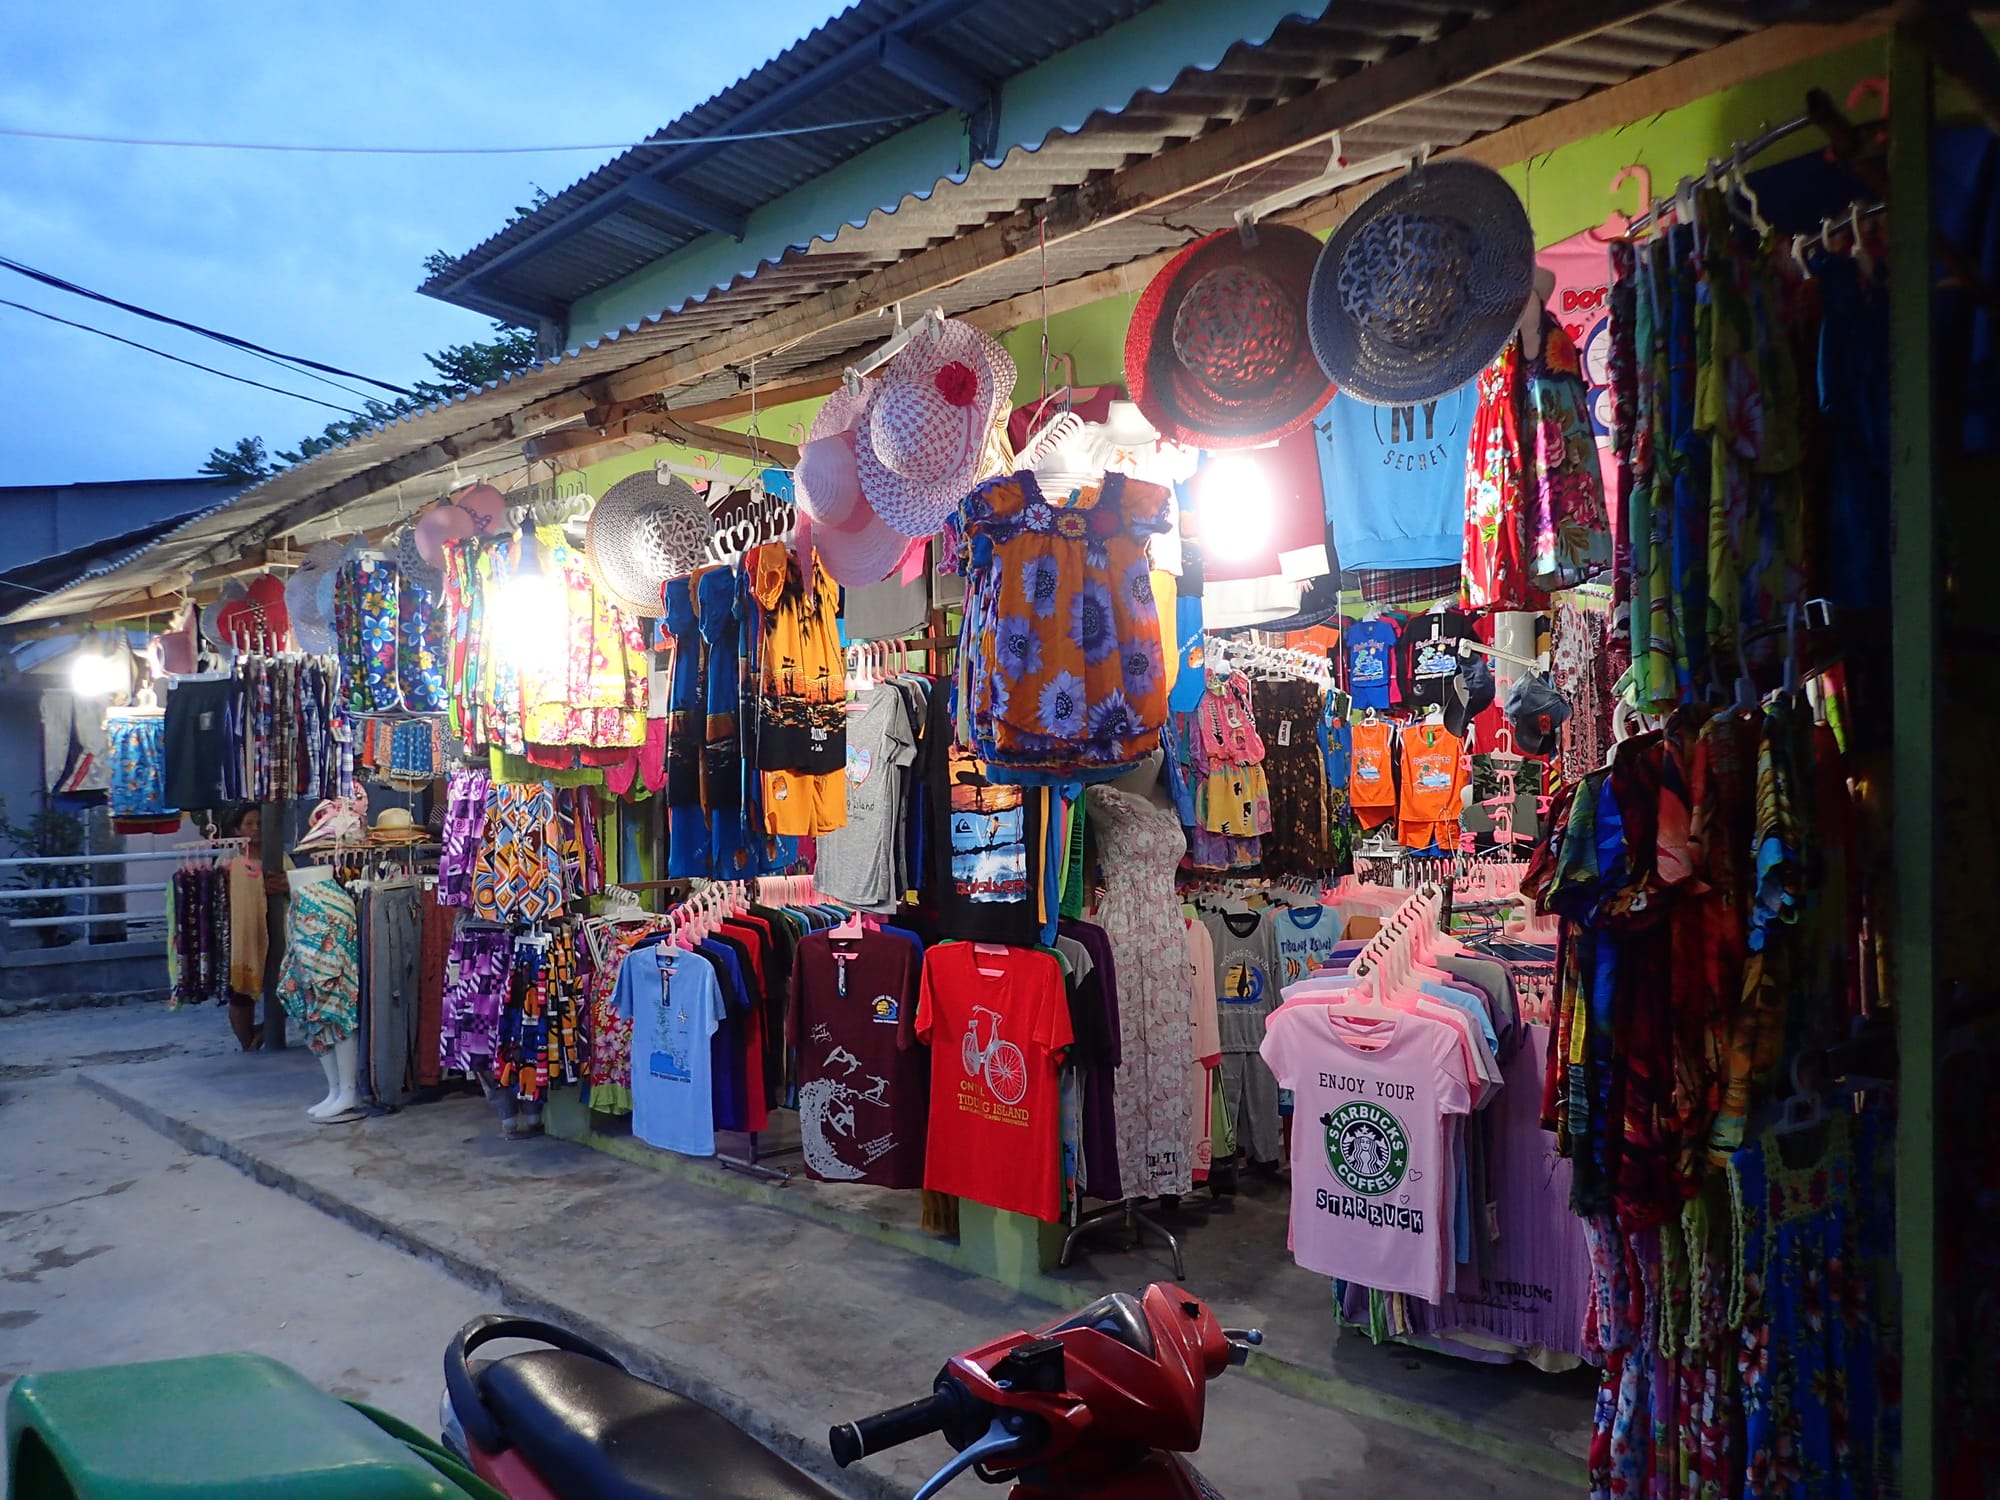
1621 112 1813 238
1202 633 1335 685
1061 1197 1185 1280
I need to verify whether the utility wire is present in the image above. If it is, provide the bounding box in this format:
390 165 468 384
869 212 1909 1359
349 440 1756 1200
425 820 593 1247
0 112 930 156
0 255 417 399
0 297 366 415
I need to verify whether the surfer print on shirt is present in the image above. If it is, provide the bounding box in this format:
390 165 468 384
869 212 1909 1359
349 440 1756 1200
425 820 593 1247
1218 947 1268 1006
797 1026 897 1182
650 998 693 1083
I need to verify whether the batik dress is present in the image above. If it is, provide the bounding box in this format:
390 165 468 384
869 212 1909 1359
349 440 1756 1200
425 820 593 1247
960 471 1171 775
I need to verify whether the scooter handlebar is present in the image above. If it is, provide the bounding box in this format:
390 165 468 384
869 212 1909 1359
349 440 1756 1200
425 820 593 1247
830 1389 959 1468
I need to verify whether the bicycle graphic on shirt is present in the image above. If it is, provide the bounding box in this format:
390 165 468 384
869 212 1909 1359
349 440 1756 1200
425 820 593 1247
961 1005 1028 1106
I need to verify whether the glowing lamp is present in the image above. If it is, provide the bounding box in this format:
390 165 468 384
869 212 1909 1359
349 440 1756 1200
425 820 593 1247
70 644 126 697
490 526 566 673
1194 453 1275 564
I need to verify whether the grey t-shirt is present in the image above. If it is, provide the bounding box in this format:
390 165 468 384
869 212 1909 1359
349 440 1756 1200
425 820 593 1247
813 685 918 911
1202 908 1280 1053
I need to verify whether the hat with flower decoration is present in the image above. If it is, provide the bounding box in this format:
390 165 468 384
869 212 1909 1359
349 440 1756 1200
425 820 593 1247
856 317 1016 537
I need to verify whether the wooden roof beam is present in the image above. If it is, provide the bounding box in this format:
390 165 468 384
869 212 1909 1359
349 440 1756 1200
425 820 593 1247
581 0 1681 408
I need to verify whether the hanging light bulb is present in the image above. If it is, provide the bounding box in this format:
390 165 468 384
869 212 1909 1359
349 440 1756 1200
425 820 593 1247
69 637 127 697
1194 453 1275 564
489 523 566 673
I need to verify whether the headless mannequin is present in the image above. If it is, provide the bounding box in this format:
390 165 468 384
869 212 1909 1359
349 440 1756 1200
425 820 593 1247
286 865 362 1123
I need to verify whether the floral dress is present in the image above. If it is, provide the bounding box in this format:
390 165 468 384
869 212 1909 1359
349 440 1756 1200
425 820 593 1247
1463 338 1538 611
1525 312 1614 593
397 572 446 713
958 471 1172 778
1086 785 1196 1198
355 557 404 712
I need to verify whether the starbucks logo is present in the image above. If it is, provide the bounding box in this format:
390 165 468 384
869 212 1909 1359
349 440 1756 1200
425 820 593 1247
1323 1101 1409 1196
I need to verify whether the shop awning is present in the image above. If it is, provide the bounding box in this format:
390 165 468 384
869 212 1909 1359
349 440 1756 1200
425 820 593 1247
10 0 1865 628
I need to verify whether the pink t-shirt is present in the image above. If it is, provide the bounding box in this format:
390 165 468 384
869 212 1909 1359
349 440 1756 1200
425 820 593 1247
1260 1006 1471 1301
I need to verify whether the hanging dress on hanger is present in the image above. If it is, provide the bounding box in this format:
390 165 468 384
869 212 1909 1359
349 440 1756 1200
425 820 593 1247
1084 784 1195 1199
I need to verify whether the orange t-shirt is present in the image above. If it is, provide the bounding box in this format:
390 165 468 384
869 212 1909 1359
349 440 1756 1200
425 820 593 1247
915 942 1073 1221
1397 722 1468 852
1349 720 1398 831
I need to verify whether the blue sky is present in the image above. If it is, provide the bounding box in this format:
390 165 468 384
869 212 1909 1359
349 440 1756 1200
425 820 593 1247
0 1 842 486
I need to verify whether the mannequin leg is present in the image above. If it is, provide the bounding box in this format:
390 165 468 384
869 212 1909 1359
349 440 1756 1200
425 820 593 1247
309 1035 363 1121
307 1048 342 1117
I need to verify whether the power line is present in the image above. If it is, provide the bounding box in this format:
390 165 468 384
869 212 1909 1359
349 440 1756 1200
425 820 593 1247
0 255 417 399
0 112 930 156
0 297 366 415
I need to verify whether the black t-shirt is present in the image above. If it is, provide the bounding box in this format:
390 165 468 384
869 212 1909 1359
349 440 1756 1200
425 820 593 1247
788 927 928 1188
926 686 1043 947
1398 609 1477 712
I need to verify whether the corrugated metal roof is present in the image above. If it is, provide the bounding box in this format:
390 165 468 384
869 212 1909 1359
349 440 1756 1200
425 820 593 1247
12 0 1768 625
421 0 1177 324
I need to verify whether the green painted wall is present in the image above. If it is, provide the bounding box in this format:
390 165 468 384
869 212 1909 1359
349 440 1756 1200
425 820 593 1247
1503 34 1892 246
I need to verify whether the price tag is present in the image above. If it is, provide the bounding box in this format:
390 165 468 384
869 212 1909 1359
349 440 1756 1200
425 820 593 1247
1276 719 1292 747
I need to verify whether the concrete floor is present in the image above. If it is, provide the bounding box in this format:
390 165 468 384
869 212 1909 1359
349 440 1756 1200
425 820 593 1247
0 1004 491 1487
4 1003 1575 1499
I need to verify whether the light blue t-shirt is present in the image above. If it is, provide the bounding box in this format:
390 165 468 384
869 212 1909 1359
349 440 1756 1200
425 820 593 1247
1272 905 1344 988
618 947 723 1157
1313 384 1478 570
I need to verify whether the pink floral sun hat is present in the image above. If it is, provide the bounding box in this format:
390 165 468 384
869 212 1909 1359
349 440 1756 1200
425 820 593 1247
855 317 1016 537
792 384 870 529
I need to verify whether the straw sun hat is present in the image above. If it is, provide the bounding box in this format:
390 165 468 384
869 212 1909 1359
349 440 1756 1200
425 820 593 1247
583 471 715 617
1125 223 1333 449
1307 160 1535 406
854 316 1016 538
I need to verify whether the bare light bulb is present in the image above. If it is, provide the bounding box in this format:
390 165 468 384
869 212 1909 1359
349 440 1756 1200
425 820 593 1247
70 648 125 697
1195 453 1275 564
491 570 567 673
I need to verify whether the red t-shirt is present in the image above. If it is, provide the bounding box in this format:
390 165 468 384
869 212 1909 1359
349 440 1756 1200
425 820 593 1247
915 942 1073 1221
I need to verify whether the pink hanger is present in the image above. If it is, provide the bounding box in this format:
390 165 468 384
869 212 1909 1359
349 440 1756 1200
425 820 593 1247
1589 164 1652 242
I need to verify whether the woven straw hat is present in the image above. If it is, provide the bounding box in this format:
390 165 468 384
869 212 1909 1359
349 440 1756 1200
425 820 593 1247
1125 224 1333 449
584 472 714 617
1308 160 1534 406
856 317 1016 537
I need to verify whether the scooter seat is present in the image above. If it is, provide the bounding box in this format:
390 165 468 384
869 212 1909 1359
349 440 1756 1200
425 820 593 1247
477 1349 840 1500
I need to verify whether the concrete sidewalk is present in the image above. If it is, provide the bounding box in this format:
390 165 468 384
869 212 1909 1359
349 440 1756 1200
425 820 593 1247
82 1042 1583 1499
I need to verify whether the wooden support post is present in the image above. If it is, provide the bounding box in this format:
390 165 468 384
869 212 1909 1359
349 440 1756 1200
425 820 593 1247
1888 24 1940 1498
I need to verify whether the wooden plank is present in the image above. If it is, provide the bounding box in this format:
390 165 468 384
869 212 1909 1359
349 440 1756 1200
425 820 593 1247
1286 17 1890 233
1887 30 1940 1500
586 0 1679 407
935 19 1863 353
664 370 848 423
186 548 269 586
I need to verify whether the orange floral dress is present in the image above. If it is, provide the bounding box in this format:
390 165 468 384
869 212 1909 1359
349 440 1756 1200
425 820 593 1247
957 472 1172 779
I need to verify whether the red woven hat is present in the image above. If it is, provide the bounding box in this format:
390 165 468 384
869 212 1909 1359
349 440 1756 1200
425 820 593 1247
1125 224 1335 448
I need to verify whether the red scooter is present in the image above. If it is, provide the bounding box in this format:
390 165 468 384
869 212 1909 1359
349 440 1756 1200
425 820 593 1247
442 1284 1262 1500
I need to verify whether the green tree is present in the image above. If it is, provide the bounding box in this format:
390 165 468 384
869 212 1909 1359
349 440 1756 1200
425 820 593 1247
211 320 540 480
0 799 92 949
199 436 274 483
